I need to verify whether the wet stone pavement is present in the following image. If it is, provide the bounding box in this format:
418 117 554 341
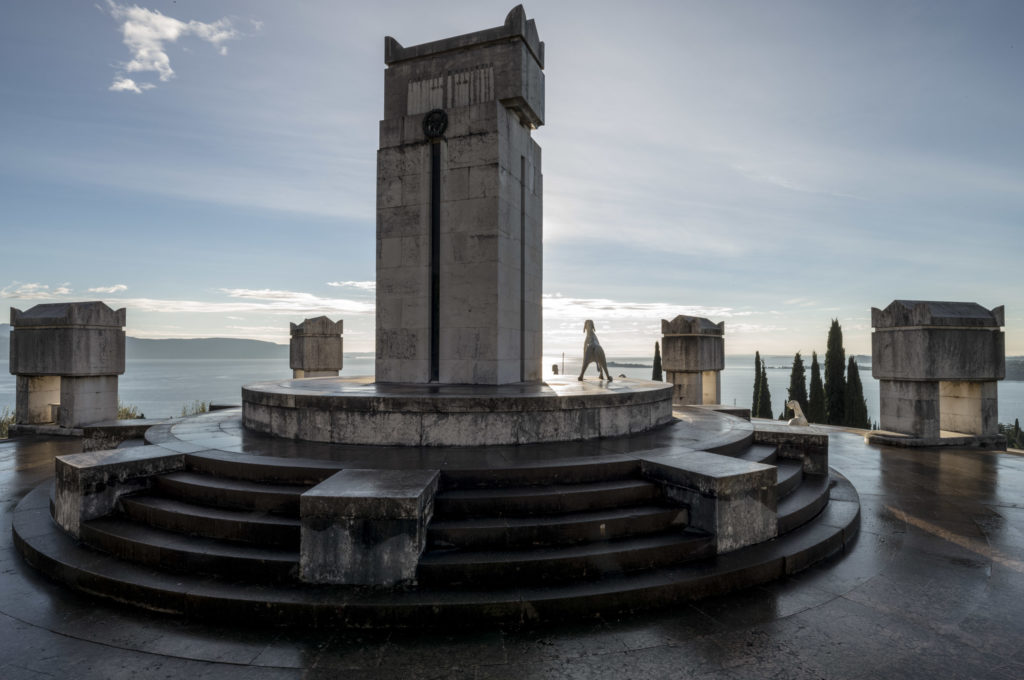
2 430 1023 679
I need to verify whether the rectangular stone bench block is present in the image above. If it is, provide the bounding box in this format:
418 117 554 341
639 449 777 553
752 422 830 474
300 468 440 585
54 447 185 539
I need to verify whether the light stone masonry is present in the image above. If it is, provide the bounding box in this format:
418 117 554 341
661 315 725 406
9 301 126 427
376 6 544 385
872 300 1004 441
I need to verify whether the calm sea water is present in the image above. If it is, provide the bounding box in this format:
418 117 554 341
1 356 1022 427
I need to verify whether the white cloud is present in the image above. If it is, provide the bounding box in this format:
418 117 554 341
326 281 376 292
108 77 153 93
542 294 736 323
88 284 128 293
95 288 374 316
1 282 73 300
106 1 239 92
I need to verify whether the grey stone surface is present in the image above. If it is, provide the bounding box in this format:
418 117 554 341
9 302 126 376
53 446 184 538
639 449 777 553
300 468 439 585
872 300 1004 441
661 315 724 405
3 430 1024 678
375 7 544 385
753 421 829 474
9 301 126 427
289 316 343 378
243 377 673 446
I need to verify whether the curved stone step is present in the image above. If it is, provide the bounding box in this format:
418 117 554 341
439 455 640 489
13 471 860 627
775 459 804 499
777 473 830 533
155 471 308 515
428 504 688 549
434 479 662 518
120 494 300 548
418 529 714 586
733 444 777 465
185 451 340 486
80 516 299 582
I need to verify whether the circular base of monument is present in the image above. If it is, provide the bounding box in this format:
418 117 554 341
242 377 673 446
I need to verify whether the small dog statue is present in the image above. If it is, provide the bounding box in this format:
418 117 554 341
577 320 612 382
787 400 809 426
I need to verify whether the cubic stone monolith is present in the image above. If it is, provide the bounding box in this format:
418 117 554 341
661 315 725 405
9 301 126 427
375 5 544 385
872 300 1004 440
290 316 343 378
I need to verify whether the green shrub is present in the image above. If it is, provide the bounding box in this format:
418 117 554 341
118 401 144 420
0 406 13 439
181 400 209 417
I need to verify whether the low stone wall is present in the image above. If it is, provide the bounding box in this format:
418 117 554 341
242 378 674 446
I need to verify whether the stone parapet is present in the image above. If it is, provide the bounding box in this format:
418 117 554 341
300 469 440 585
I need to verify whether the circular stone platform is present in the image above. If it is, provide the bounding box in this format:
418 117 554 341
242 377 673 446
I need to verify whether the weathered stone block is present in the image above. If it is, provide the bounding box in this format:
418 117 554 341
299 469 440 585
10 302 126 376
289 316 343 377
54 447 184 538
640 449 777 553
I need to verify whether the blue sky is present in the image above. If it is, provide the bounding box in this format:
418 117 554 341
1 0 1021 357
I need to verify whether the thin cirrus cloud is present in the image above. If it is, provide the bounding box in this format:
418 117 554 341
1 282 73 299
104 1 240 93
88 284 128 294
327 281 376 292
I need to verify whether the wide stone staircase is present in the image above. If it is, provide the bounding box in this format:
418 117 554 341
15 410 860 626
67 441 826 590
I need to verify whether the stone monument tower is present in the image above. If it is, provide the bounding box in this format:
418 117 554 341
375 5 544 385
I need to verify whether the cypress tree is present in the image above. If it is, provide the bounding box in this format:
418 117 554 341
784 352 808 419
752 351 762 415
807 351 826 424
824 319 846 425
652 342 663 381
844 356 870 428
757 359 773 419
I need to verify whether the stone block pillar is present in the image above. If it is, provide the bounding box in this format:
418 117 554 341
872 300 1004 440
299 469 440 585
661 315 725 405
9 302 126 428
374 6 544 385
290 316 343 378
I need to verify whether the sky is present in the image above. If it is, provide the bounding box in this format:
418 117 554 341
1 0 1021 358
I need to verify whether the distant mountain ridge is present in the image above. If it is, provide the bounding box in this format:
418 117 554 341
126 337 288 360
0 325 287 360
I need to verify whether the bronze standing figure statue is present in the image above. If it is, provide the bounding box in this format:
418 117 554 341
578 320 612 382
